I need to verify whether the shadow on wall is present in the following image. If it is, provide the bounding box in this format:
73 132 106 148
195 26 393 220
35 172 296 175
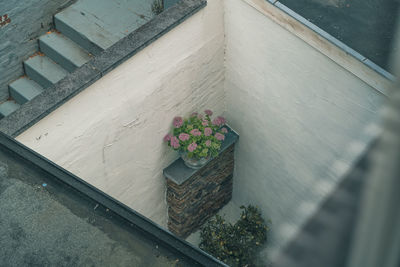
0 0 76 102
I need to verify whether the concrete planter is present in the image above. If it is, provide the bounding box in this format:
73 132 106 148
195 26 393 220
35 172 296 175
180 151 210 169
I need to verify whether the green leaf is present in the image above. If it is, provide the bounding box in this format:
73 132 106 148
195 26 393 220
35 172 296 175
199 205 268 266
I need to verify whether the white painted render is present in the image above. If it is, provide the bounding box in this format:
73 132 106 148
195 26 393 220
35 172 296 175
224 0 388 259
16 0 392 261
16 0 226 227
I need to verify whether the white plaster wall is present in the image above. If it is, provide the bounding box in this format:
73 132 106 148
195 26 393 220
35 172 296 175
15 0 392 262
224 0 387 260
16 0 226 227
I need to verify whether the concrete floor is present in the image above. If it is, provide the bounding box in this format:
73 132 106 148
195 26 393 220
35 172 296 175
0 149 196 267
278 0 399 71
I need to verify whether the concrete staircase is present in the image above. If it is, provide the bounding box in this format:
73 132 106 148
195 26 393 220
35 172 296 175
0 0 152 119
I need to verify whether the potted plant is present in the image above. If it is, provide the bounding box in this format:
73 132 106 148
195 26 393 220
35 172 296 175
164 110 228 169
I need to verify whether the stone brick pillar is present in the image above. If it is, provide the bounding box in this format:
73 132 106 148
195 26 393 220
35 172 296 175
163 127 238 238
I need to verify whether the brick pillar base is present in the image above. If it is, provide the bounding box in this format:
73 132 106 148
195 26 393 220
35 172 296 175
163 127 238 238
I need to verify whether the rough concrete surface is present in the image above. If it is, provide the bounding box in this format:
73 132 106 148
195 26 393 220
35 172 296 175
278 0 400 70
0 150 196 267
0 179 143 266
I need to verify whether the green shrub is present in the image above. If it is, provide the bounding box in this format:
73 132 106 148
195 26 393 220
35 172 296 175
199 205 268 266
151 0 164 15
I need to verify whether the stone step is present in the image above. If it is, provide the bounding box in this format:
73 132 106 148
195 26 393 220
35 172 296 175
39 32 92 72
9 77 44 105
54 0 152 54
54 7 112 55
24 55 69 88
0 100 20 119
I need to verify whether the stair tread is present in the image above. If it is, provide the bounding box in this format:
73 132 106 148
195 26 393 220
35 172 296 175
24 55 69 88
55 7 119 51
9 77 44 104
39 32 92 71
0 101 20 119
54 0 152 50
73 0 152 36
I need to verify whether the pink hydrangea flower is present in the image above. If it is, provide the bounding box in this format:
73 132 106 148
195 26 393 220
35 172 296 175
173 116 183 128
191 112 198 117
187 142 197 152
170 136 180 149
190 129 202 136
178 133 190 141
202 120 209 126
204 127 212 136
221 127 228 133
205 140 212 147
163 134 172 142
212 118 220 126
215 133 225 141
212 116 226 126
204 109 213 116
